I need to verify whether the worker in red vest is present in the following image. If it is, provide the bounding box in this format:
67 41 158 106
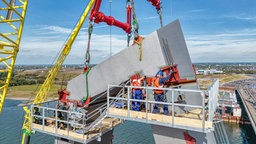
131 76 145 111
153 69 172 115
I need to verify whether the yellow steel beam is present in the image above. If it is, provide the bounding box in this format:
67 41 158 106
0 33 17 45
2 32 19 36
2 61 12 69
0 82 7 86
0 44 15 48
0 15 19 31
0 55 14 62
0 69 10 73
0 51 14 55
21 0 96 143
0 6 24 10
2 0 23 18
0 0 28 112
33 0 96 104
0 19 22 23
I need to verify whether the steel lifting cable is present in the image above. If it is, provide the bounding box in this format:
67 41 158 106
129 0 143 61
85 21 94 67
127 33 131 47
129 0 139 37
109 0 112 56
157 1 163 28
158 9 163 27
83 20 94 102
126 0 132 47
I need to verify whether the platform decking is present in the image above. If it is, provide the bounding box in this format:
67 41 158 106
108 107 212 130
32 117 121 142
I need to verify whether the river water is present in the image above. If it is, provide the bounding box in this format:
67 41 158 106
0 99 255 144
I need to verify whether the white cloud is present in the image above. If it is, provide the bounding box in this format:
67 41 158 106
224 14 256 21
43 26 72 34
186 9 207 13
17 25 256 64
17 25 128 64
236 16 256 20
139 16 159 21
185 29 256 62
81 25 109 30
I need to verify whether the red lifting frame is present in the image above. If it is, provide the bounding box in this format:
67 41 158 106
161 65 196 84
183 132 196 144
89 0 132 34
58 90 90 108
147 0 161 10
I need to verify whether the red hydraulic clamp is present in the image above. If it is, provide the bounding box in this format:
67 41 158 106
89 0 132 34
147 0 161 11
161 65 196 84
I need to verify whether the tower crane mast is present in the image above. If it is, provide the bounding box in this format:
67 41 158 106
0 0 28 112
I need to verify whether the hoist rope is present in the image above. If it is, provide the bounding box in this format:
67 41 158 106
109 0 112 57
83 19 94 101
130 0 139 37
85 21 94 67
158 10 163 27
126 0 132 47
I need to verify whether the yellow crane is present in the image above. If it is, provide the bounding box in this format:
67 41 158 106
20 0 163 143
21 0 96 143
0 0 28 112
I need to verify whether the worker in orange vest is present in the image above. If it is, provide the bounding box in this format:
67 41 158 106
131 76 145 111
152 69 172 115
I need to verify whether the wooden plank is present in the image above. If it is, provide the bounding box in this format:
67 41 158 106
177 108 204 119
109 108 212 129
32 117 121 142
32 123 84 140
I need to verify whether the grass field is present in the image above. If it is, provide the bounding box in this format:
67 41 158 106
7 84 65 100
199 74 251 83
6 67 81 100
6 73 253 100
197 74 252 87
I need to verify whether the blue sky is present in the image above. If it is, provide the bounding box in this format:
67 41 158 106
8 0 256 64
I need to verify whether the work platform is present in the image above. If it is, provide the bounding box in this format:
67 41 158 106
106 79 219 133
108 108 213 130
32 118 120 143
29 78 219 143
30 102 122 144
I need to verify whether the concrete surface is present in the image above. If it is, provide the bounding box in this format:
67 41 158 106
67 20 195 100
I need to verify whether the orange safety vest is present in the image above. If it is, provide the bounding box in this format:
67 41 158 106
154 78 164 94
132 79 142 91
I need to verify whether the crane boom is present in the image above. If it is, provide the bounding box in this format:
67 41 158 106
0 0 28 112
33 0 95 104
21 0 96 143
